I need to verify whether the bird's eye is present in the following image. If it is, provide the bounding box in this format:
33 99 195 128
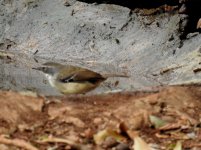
68 79 74 82
40 67 47 73
42 67 47 71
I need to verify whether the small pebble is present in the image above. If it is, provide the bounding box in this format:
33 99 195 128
115 143 130 150
83 128 93 138
93 117 102 124
102 137 118 148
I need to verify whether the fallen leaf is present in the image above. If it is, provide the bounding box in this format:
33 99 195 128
0 135 38 150
48 106 85 128
125 130 139 140
171 132 189 140
118 122 139 140
159 123 181 131
102 137 118 148
0 144 9 150
155 133 170 139
155 131 189 140
149 115 167 128
62 116 85 128
173 141 182 150
115 108 149 130
93 129 126 145
37 135 90 150
48 106 72 120
197 18 201 29
133 136 152 150
186 132 196 139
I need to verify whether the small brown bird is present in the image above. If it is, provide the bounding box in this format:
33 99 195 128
33 62 128 94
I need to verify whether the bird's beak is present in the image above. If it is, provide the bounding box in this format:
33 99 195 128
32 67 43 71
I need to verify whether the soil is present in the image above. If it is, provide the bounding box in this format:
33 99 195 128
0 86 201 149
0 0 201 149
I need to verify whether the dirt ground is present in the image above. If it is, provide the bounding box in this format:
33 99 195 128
0 0 201 149
0 86 201 150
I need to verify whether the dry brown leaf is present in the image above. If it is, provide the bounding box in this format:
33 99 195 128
116 109 149 130
93 129 126 145
159 123 181 131
126 130 139 140
62 116 85 128
169 132 189 140
0 135 38 150
81 128 94 138
48 106 85 128
48 106 72 120
175 111 197 125
118 122 139 140
149 115 167 128
156 131 189 140
0 91 44 134
133 136 152 150
37 135 90 150
118 122 129 135
173 141 182 150
0 144 9 150
197 18 201 29
155 133 170 139
188 143 201 148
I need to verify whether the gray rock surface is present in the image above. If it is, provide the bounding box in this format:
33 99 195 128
0 0 201 95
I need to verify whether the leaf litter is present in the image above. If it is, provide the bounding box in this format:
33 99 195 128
0 86 201 149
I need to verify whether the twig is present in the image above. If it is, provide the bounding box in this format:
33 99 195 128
189 143 201 148
36 135 90 150
38 136 74 144
0 135 38 150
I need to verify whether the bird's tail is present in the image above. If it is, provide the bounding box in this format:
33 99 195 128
102 73 130 78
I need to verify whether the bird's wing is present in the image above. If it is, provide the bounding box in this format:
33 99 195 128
58 69 106 84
